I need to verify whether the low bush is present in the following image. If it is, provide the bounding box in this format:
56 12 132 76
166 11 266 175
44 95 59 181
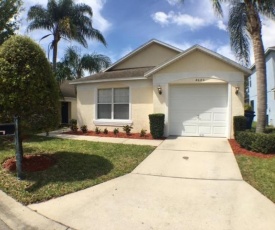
140 129 147 137
113 128 119 135
264 127 275 134
251 134 275 154
69 119 78 132
236 131 257 150
233 116 247 137
123 125 133 135
95 127 101 134
103 128 108 134
236 131 275 154
80 125 87 133
149 113 165 139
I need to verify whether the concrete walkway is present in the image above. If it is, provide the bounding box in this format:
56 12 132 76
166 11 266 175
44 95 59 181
26 136 275 230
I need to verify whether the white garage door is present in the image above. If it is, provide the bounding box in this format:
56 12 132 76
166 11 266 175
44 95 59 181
169 84 228 137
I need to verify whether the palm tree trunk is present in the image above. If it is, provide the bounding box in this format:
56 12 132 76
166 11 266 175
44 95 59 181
52 39 58 72
252 34 267 133
245 1 267 133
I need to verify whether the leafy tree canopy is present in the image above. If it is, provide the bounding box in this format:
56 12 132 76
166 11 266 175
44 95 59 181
0 0 22 45
0 36 60 132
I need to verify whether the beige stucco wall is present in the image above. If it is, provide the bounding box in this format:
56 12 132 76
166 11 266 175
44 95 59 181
112 43 180 70
158 50 239 74
76 80 153 133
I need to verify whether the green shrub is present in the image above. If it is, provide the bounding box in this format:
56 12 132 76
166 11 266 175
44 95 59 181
69 119 78 132
236 131 257 150
233 116 247 137
264 127 275 134
149 113 165 139
113 128 119 135
251 134 275 154
236 131 275 154
123 125 133 135
103 128 108 134
95 127 101 134
0 36 59 133
80 125 87 133
140 129 147 137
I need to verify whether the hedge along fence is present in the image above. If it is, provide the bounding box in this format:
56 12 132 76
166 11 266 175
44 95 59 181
236 131 275 154
149 113 165 139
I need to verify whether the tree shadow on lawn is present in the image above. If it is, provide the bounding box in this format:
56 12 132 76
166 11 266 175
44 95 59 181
25 151 114 192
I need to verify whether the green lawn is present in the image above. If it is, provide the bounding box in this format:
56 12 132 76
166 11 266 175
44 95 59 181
0 136 155 204
235 155 275 203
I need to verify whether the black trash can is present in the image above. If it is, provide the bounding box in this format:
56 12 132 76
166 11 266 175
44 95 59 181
244 110 255 129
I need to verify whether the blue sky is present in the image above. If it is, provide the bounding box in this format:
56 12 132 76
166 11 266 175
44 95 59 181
19 0 275 69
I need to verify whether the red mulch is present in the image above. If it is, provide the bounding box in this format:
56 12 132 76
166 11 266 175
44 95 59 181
228 139 275 159
63 130 166 140
2 154 56 172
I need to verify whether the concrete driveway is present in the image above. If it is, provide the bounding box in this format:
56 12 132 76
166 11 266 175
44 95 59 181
29 137 275 230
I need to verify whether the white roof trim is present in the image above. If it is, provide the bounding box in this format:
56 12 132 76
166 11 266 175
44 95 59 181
145 45 251 77
104 39 182 72
69 77 148 85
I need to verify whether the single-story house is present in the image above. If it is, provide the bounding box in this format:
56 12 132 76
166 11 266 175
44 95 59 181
70 39 251 138
249 46 275 126
60 80 77 124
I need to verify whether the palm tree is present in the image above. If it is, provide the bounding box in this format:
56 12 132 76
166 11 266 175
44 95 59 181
27 0 107 72
63 46 111 79
181 0 275 133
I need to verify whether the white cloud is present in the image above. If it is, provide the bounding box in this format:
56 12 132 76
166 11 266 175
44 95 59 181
152 11 206 30
166 0 179 6
262 17 275 50
216 45 236 62
217 20 227 31
152 12 170 26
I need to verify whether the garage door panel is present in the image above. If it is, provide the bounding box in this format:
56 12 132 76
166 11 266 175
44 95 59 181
213 112 227 122
169 84 228 137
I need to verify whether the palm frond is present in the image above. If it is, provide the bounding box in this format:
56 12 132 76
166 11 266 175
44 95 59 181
255 0 275 19
81 53 111 73
228 1 250 66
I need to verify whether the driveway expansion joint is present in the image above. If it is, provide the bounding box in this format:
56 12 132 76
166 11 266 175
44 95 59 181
131 172 244 182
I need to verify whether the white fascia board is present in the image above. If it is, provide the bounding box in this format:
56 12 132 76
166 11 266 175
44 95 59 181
145 45 251 77
103 39 182 72
69 77 147 85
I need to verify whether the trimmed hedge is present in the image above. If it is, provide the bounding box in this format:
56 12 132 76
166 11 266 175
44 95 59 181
236 131 275 154
149 113 165 139
233 116 247 137
235 131 257 150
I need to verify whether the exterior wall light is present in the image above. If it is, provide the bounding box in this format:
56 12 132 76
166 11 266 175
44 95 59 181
235 86 240 95
157 86 162 95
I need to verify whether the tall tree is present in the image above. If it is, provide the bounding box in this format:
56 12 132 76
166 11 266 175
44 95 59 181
0 0 22 45
63 46 111 79
181 0 275 133
27 0 107 72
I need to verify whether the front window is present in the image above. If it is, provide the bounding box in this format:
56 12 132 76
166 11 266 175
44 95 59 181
97 88 129 120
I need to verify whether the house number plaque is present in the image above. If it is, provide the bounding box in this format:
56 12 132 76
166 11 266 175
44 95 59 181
195 79 205 82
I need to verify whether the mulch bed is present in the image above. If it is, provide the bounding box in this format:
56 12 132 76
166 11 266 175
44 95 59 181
2 154 56 172
63 130 166 140
228 139 275 159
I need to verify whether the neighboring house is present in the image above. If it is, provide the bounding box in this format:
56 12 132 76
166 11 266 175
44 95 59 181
60 80 77 124
249 47 275 126
70 39 251 138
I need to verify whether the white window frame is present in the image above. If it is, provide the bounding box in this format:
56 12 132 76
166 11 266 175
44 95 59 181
94 87 132 126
